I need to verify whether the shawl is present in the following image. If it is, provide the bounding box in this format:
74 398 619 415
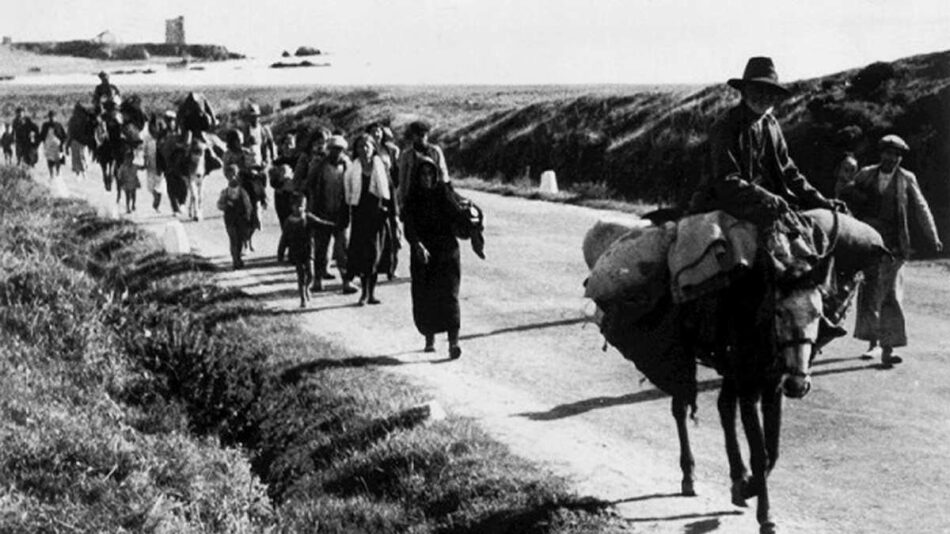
344 155 391 206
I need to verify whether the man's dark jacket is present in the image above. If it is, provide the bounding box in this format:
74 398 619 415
694 103 831 225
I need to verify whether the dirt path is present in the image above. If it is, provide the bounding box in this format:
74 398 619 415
51 167 950 533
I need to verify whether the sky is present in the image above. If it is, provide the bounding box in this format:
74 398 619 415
2 0 949 84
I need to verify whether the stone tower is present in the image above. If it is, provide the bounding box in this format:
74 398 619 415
165 16 185 46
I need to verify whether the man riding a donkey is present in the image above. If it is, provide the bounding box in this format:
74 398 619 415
586 57 886 534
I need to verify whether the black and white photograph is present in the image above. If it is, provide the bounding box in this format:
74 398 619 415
0 1 948 532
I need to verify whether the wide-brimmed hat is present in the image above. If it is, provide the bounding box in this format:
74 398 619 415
727 57 791 96
878 134 909 153
327 135 348 150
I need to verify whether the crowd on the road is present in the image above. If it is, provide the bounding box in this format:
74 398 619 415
4 58 945 367
4 71 486 360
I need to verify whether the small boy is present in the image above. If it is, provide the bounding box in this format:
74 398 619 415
217 164 253 269
282 193 333 307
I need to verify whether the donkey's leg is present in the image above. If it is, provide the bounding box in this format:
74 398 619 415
718 379 748 506
194 176 204 221
739 393 775 533
762 385 782 474
672 396 696 496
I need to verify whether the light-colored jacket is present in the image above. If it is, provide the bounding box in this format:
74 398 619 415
846 164 940 258
344 155 391 206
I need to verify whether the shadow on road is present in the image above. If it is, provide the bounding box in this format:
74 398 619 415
279 353 449 382
610 492 685 504
460 316 589 341
516 378 722 421
683 517 724 534
624 510 742 524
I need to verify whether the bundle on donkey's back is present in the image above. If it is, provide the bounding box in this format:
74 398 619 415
581 56 890 534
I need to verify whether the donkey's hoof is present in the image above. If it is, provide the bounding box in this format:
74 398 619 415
681 479 697 497
730 480 748 507
759 521 777 534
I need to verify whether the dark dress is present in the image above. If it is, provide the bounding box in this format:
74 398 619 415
404 183 462 336
348 170 387 278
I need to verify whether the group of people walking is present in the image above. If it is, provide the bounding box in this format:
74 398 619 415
3 107 83 180
215 113 485 359
6 58 943 364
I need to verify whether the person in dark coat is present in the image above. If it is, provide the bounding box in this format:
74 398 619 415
344 134 392 305
216 164 253 269
1 123 13 164
281 193 334 308
403 157 485 359
269 164 296 262
696 57 842 226
157 112 189 216
13 109 40 168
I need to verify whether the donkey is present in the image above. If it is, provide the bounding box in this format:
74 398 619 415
585 210 879 533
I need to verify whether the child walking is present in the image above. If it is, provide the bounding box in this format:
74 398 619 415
216 164 253 269
117 147 142 214
281 193 333 308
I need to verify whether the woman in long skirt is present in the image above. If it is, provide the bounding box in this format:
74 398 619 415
402 158 473 359
345 133 391 305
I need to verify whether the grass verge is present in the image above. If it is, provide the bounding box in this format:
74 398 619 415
0 164 628 533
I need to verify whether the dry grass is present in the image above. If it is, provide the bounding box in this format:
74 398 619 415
0 164 626 533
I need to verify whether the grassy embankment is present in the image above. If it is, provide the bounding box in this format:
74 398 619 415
266 51 950 245
0 165 626 532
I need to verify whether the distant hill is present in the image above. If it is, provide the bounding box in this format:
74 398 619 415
269 51 950 253
11 41 244 61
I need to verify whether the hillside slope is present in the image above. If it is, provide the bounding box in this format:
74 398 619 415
271 51 950 247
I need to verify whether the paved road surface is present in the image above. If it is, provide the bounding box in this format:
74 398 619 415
48 167 950 533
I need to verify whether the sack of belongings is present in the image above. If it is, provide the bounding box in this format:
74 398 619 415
801 208 889 275
177 92 218 135
585 221 676 309
581 218 651 269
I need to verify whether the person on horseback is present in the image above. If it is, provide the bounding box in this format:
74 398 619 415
691 56 849 374
92 71 120 117
696 57 844 227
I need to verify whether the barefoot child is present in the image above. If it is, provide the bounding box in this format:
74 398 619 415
217 164 253 269
282 193 333 307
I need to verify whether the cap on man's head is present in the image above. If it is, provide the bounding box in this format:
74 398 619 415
878 134 909 153
15 107 23 113
246 103 262 116
727 56 791 97
327 135 348 150
163 110 177 119
98 71 108 79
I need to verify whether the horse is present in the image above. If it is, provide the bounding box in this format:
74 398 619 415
584 209 883 534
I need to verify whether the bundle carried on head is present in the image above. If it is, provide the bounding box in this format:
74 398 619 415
177 92 218 135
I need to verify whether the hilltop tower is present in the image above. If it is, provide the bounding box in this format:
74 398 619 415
165 16 185 46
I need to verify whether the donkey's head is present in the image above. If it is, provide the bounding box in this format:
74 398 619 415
773 286 823 398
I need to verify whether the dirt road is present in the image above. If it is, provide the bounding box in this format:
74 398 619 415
53 167 950 533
